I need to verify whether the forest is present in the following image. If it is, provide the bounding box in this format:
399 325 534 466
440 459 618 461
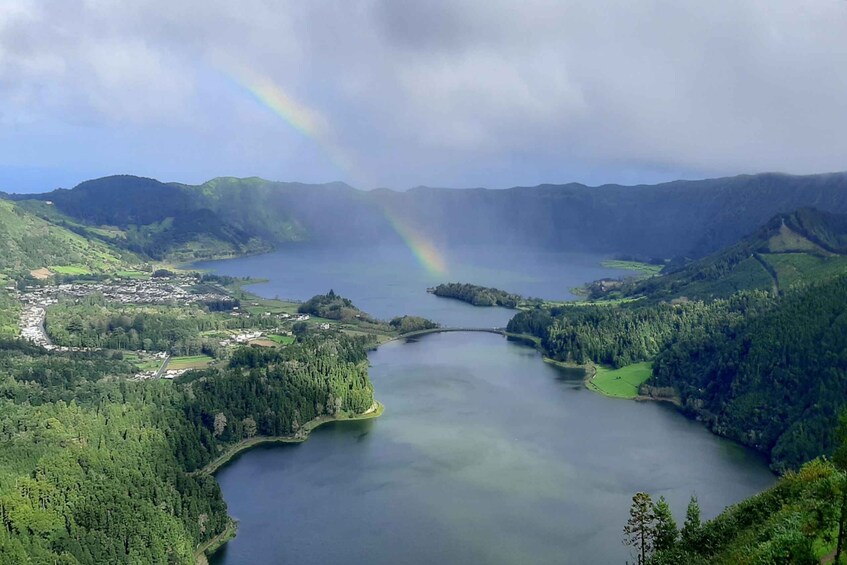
0 329 375 562
45 295 278 356
388 315 439 333
508 271 847 471
627 459 840 564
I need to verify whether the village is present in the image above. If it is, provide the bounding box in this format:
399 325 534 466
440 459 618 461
10 274 335 381
14 275 233 350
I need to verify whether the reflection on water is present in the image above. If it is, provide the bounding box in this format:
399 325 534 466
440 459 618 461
211 333 774 565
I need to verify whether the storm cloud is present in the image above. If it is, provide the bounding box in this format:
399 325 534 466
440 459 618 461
1 0 845 191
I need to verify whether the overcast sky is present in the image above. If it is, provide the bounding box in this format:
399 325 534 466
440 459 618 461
1 1 845 192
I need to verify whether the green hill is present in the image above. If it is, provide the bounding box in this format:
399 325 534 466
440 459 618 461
647 458 842 564
0 199 134 278
13 171 847 264
17 176 271 262
597 208 847 301
649 273 847 472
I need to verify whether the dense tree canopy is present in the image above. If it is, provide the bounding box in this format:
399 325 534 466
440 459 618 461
0 330 375 562
388 316 439 333
45 296 277 356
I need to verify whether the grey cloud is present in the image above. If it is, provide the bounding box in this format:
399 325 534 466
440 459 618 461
0 0 846 192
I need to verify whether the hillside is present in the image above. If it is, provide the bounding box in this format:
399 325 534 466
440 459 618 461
591 208 847 301
0 199 134 278
13 171 847 263
14 176 271 262
648 273 847 472
646 458 843 564
0 333 375 563
4 173 847 561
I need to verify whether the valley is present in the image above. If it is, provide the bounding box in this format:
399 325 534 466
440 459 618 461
2 175 847 564
5 5 845 562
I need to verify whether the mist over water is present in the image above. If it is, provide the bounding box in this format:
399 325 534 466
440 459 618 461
201 244 775 564
194 243 631 327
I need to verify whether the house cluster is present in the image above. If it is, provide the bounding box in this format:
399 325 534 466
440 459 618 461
18 277 229 307
17 299 92 352
161 369 189 380
19 304 53 348
14 277 231 348
218 331 265 347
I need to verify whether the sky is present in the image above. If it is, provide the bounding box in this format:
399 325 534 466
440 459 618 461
1 1 846 193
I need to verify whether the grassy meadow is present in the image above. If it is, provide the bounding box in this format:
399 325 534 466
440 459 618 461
587 362 653 398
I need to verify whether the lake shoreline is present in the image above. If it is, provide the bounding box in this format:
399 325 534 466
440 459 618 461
524 341 681 406
199 400 385 476
195 400 384 563
192 250 775 564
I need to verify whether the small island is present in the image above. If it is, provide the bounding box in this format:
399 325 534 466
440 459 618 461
428 282 523 308
389 315 440 333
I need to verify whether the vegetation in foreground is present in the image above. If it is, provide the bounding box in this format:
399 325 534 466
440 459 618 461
626 415 847 564
0 277 385 563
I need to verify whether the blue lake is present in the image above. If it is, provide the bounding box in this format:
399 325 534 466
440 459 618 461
197 245 775 565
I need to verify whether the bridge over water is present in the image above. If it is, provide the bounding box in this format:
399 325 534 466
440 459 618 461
394 327 507 339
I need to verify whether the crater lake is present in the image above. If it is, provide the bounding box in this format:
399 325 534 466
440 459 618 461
196 244 775 564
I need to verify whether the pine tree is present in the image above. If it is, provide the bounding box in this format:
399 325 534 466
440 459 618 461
681 495 702 549
653 496 678 552
624 492 656 565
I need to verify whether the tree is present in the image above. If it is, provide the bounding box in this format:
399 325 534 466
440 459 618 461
213 412 227 437
292 321 309 337
624 492 656 565
833 412 847 563
242 417 257 438
653 496 677 552
681 495 702 549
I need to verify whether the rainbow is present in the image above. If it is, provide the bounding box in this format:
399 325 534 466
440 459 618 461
221 65 447 277
381 207 448 277
223 66 354 176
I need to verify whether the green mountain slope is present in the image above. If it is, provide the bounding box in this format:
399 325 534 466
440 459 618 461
650 274 847 471
0 199 134 277
604 208 847 300
18 176 271 262
649 458 841 564
14 171 847 263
